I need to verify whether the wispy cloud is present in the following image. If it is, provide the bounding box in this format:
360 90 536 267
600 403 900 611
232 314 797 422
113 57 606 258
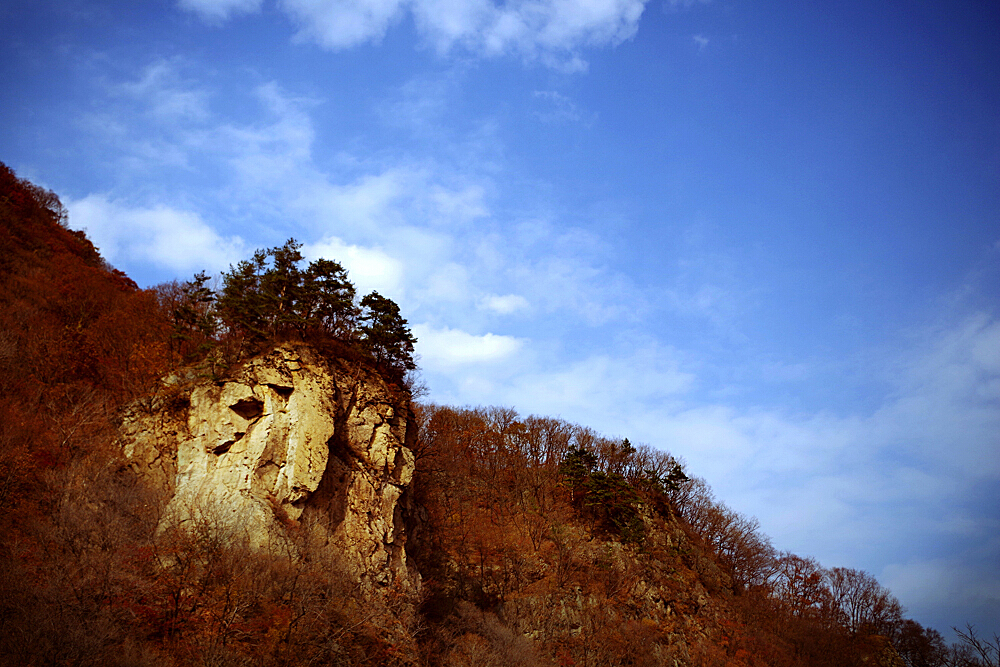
179 0 651 69
296 166 488 239
72 60 641 329
177 0 263 22
532 90 596 124
282 0 408 49
883 558 1000 635
500 309 999 636
67 194 245 274
117 59 211 122
665 0 710 11
870 313 1000 475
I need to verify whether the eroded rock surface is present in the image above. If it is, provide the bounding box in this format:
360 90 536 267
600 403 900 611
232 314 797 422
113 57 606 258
120 343 417 590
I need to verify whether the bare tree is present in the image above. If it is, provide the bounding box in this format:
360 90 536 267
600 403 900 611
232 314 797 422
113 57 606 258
952 625 1000 667
826 567 903 637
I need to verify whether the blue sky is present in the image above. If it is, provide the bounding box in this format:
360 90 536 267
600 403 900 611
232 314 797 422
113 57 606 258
2 0 998 639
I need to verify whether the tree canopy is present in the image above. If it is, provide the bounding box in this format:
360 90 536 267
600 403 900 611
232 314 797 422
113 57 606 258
209 239 416 378
359 291 418 374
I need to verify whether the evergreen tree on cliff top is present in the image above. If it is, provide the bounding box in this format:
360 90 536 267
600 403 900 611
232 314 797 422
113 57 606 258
214 239 415 376
359 291 418 375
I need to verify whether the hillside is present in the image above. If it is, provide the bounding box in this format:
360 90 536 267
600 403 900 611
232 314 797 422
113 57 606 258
0 162 995 667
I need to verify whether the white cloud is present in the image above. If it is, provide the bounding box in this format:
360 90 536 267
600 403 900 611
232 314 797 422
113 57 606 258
420 262 474 304
106 69 318 198
118 60 211 122
302 170 413 235
428 182 489 223
412 323 524 367
182 0 650 67
303 236 405 297
299 166 488 240
67 194 245 274
283 0 408 49
414 0 649 66
451 341 695 420
869 313 1000 476
479 293 529 314
178 0 263 21
83 62 634 327
218 83 318 193
627 315 1000 537
512 251 636 324
669 315 999 630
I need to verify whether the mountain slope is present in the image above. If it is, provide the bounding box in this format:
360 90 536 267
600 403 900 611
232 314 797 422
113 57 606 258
0 162 981 667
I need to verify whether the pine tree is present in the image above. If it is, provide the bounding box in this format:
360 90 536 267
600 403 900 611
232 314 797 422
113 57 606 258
170 271 217 360
359 291 417 376
301 258 357 338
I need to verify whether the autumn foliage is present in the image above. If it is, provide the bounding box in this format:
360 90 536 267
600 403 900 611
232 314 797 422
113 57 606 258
407 404 981 667
1 163 171 514
0 162 993 667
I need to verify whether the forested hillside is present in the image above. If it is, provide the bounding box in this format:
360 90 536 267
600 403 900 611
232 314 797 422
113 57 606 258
406 404 995 667
1 162 996 666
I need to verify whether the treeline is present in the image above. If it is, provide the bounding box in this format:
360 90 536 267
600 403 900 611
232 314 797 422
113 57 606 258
410 403 997 667
159 239 417 381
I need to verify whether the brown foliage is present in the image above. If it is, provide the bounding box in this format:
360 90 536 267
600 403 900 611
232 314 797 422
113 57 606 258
0 162 175 532
0 163 985 667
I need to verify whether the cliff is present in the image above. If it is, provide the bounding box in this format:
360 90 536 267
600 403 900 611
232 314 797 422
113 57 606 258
116 344 742 663
120 342 418 592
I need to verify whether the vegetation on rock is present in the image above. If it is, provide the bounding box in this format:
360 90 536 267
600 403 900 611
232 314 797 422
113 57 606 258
174 237 417 380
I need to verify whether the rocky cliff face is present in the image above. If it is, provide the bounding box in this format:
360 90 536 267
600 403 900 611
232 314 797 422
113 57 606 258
120 343 417 591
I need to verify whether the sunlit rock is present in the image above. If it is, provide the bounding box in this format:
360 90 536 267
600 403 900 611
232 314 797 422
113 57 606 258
120 342 417 591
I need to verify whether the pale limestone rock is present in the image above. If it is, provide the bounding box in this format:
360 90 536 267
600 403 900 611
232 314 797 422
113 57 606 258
120 342 417 591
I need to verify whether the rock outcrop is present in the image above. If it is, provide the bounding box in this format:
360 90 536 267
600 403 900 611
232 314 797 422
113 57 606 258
120 343 417 590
